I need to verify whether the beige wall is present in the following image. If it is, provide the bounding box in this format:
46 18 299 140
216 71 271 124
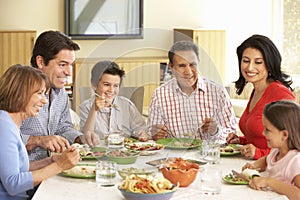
0 0 277 84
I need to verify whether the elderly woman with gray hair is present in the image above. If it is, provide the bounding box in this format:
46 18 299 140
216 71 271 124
79 60 149 147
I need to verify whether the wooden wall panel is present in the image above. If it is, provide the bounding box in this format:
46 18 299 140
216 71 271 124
0 30 36 76
72 57 167 113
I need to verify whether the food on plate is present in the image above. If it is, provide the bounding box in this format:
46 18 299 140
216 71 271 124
118 167 157 179
220 146 235 153
242 168 260 179
156 138 201 149
124 137 138 144
71 143 91 156
71 143 106 159
106 149 140 164
62 165 96 176
106 149 139 157
126 143 164 151
223 174 248 185
169 139 199 148
119 174 177 194
125 143 164 155
160 157 200 187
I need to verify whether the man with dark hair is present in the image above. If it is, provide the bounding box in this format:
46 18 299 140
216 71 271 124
21 30 82 162
148 40 237 142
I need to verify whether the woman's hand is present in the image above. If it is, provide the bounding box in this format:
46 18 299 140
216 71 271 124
240 144 256 159
55 147 80 171
226 133 240 144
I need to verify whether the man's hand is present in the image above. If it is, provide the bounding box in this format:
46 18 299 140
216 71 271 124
80 131 100 147
200 118 218 135
94 93 107 111
26 135 70 153
151 125 169 141
132 130 150 142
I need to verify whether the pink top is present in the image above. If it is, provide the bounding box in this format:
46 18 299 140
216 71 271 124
266 148 300 185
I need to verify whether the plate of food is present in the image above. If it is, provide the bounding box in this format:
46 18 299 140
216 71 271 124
117 166 157 179
105 149 140 164
80 147 107 160
156 138 202 149
124 137 138 144
223 168 260 185
146 157 206 168
222 173 248 185
220 145 241 156
118 174 178 200
125 142 164 156
60 164 96 179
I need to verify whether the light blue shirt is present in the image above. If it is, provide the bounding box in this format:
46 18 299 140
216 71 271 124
0 111 33 200
20 88 82 161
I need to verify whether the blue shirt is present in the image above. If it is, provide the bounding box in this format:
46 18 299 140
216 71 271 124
0 111 33 200
20 88 82 161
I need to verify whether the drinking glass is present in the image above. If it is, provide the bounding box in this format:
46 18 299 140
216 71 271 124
200 166 222 195
107 131 125 149
96 161 117 187
200 140 220 164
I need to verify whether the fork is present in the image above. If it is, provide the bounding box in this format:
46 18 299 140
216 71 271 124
93 91 118 109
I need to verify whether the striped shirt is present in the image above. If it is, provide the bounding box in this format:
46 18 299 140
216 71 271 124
20 88 82 161
147 76 237 142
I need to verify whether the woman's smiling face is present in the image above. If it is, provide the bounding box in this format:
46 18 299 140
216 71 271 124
241 47 268 85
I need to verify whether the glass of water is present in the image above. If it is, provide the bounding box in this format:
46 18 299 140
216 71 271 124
96 161 117 187
200 140 220 164
107 131 125 149
200 166 222 195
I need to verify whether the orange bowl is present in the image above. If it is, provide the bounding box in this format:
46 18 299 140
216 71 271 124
161 167 199 187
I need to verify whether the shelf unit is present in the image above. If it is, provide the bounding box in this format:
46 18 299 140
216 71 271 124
174 28 226 84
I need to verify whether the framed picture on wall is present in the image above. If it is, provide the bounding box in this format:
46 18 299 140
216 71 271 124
65 0 143 40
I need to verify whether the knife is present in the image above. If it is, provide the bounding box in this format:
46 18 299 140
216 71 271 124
231 170 250 182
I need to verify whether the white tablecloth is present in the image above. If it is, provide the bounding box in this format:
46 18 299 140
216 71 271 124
32 144 288 200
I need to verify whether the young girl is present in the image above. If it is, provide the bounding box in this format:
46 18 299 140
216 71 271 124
242 100 300 200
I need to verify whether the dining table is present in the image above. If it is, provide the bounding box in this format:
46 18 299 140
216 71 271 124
32 140 288 200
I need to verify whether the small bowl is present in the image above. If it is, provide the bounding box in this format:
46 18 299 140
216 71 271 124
118 186 177 200
105 149 139 165
160 158 200 187
117 167 157 179
161 167 198 187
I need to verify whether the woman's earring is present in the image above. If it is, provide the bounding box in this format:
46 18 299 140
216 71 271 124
268 72 272 77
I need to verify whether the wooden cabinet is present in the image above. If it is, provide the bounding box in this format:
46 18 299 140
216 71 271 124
174 29 226 84
0 30 36 76
71 57 168 112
